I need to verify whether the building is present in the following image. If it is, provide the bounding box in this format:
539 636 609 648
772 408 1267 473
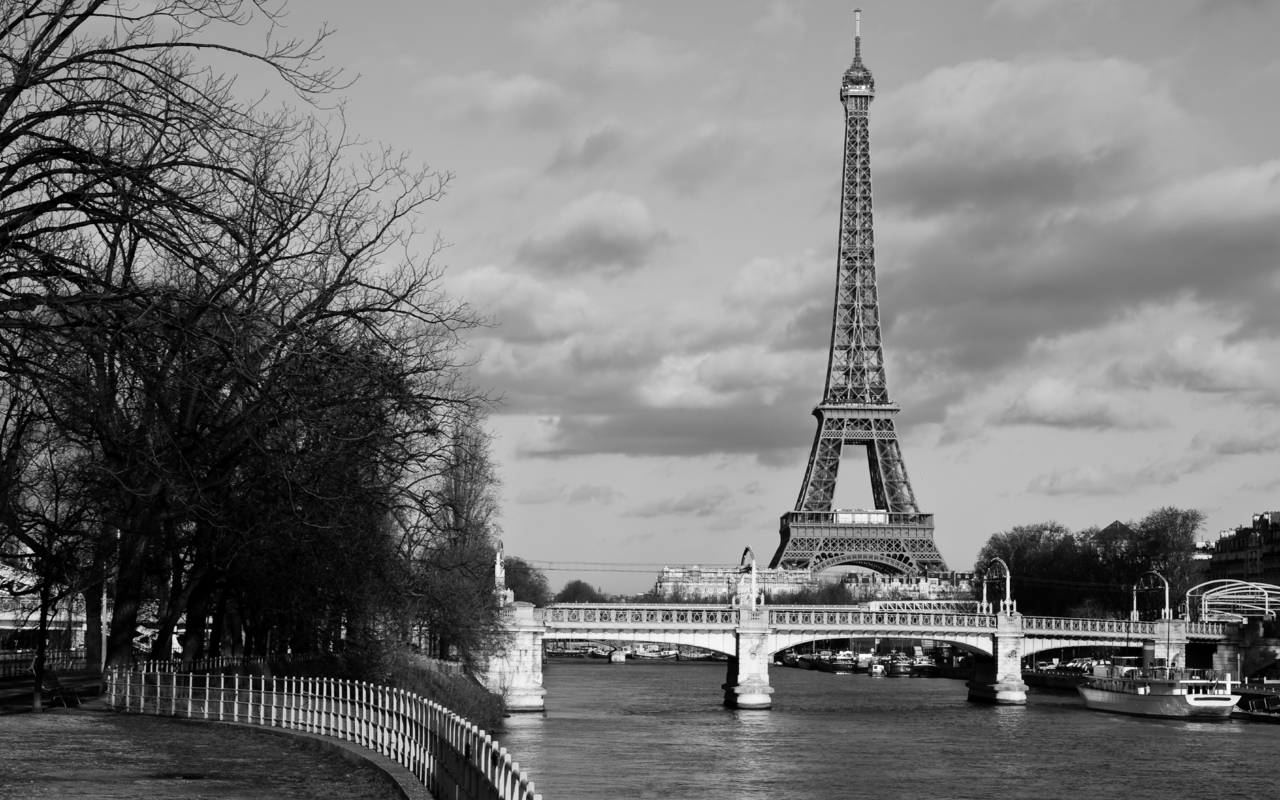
652 565 974 603
1209 512 1280 584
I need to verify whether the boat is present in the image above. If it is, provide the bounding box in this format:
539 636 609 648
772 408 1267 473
815 651 856 674
1077 662 1240 719
1233 694 1280 723
887 652 912 677
910 656 938 677
868 661 886 677
630 647 678 660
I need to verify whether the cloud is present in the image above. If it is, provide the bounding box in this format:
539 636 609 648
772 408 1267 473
464 249 836 463
522 0 699 83
625 485 735 518
999 377 1162 430
416 71 579 126
655 125 746 194
1191 429 1280 457
985 0 1108 20
752 1 806 37
1108 336 1275 394
860 56 1280 429
566 484 624 505
1027 461 1189 496
516 191 670 275
511 478 623 506
514 479 568 505
548 121 627 172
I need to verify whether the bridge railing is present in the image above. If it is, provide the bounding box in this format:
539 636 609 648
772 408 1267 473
768 607 997 628
1022 617 1155 636
545 604 737 625
1186 620 1228 637
105 664 541 800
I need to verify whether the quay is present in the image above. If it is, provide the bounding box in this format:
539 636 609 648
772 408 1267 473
0 702 402 800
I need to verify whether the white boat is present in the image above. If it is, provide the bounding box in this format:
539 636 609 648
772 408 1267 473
868 662 886 677
1077 663 1240 720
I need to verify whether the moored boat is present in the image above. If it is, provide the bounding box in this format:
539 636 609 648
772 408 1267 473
868 661 886 677
1077 663 1240 720
887 653 912 677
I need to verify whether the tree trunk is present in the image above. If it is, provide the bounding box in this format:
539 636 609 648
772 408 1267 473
106 526 149 667
82 586 103 672
32 575 50 713
179 574 215 664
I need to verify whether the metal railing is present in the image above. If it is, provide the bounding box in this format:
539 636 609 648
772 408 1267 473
1023 617 1157 636
106 664 540 800
545 604 737 625
768 608 997 628
0 649 87 678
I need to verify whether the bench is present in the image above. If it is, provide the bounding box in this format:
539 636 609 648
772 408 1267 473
36 666 81 708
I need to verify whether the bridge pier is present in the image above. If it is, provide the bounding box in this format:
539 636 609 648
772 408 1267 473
966 611 1028 704
479 602 547 712
723 608 773 709
1148 619 1188 668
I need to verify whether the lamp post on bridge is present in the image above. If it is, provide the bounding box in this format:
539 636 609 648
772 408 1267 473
967 557 1027 705
978 557 1015 615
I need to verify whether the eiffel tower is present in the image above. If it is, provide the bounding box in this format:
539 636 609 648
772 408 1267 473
769 10 947 576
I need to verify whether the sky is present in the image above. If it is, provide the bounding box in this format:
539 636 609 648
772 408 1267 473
242 1 1280 593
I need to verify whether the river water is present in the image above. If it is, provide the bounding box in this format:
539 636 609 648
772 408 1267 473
497 660 1280 800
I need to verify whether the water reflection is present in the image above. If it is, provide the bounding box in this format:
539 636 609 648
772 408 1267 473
495 661 1280 800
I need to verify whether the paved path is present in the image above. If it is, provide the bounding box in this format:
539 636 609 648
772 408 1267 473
0 703 399 800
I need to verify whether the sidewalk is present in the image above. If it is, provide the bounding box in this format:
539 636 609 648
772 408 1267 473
0 672 102 715
0 702 399 799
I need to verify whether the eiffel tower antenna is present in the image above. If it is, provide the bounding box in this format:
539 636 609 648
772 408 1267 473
769 10 948 576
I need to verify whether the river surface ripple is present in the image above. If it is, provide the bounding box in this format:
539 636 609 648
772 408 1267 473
496 660 1280 800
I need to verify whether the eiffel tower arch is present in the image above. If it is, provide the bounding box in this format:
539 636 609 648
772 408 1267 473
769 10 947 577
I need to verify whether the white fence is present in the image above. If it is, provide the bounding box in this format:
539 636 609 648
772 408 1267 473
105 665 542 800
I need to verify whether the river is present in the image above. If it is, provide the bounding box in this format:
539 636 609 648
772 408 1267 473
497 660 1280 800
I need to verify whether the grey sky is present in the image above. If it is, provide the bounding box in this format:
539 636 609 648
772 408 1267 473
264 1 1280 590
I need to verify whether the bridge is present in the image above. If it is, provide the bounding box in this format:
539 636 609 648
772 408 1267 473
483 598 1234 711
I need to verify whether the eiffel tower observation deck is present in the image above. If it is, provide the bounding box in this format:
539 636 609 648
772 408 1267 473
769 10 947 577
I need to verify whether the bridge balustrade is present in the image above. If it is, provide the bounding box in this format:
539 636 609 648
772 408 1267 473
1187 621 1228 637
1022 617 1156 636
544 604 737 626
768 607 996 629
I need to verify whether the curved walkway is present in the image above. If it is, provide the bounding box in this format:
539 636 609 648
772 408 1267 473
0 702 399 800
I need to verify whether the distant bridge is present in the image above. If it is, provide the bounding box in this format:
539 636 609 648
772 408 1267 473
484 601 1236 711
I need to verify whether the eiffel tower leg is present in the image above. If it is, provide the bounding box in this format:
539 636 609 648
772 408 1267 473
869 437 918 513
795 423 841 513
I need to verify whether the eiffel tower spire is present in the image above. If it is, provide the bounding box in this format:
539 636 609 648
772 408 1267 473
769 11 947 576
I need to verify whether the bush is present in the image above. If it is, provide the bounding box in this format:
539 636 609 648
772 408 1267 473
383 648 506 731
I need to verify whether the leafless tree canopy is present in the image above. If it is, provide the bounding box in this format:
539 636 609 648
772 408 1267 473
1 2 503 684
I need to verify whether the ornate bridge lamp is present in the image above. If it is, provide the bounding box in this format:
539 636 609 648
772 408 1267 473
978 557 1016 615
1131 570 1171 622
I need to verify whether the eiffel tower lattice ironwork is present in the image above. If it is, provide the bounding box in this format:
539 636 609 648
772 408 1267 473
769 10 947 577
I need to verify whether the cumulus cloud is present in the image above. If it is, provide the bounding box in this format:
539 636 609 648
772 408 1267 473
416 71 578 126
522 0 698 83
625 485 736 518
517 191 669 275
566 484 624 505
548 121 627 172
1191 429 1280 457
1109 335 1275 394
868 57 1280 425
752 1 806 38
1027 461 1188 496
514 479 568 505
512 478 623 506
999 377 1162 430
